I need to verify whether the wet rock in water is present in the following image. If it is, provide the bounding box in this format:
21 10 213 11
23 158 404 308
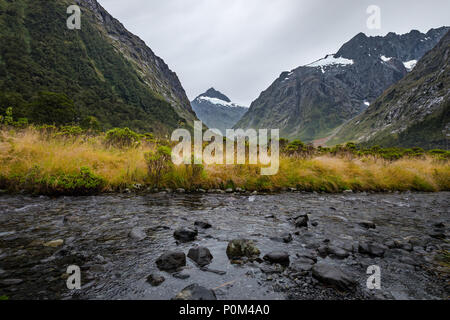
129 227 147 241
226 188 234 193
290 257 315 273
200 267 226 275
0 279 23 286
156 251 186 272
327 246 350 259
44 239 64 248
311 221 319 227
358 242 386 257
188 247 213 267
173 271 191 280
226 239 260 260
434 222 445 229
176 188 186 193
312 262 357 291
260 264 284 274
270 233 293 244
429 230 446 240
173 284 217 301
147 273 165 287
358 220 376 229
282 233 293 243
263 251 290 267
174 227 198 243
294 215 309 228
194 221 212 229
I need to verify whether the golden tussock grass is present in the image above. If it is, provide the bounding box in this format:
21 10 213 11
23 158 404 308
0 128 449 194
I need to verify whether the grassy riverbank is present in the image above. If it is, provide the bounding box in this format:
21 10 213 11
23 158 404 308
0 127 449 195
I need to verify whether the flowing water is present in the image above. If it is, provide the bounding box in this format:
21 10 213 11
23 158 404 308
0 192 448 300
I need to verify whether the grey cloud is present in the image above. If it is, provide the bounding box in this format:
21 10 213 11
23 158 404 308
99 0 450 106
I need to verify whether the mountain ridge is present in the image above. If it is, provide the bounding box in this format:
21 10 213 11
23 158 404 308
0 0 196 134
191 88 248 134
330 30 450 149
235 27 449 142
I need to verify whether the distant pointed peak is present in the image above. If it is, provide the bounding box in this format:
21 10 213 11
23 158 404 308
198 88 231 102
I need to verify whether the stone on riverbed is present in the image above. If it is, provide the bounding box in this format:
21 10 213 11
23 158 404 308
294 215 309 228
194 221 212 229
129 227 147 241
188 247 213 267
358 242 387 257
226 239 260 260
327 246 350 259
147 273 165 286
358 220 376 229
312 262 357 291
173 284 217 300
156 251 186 271
270 233 293 244
263 251 290 267
43 239 64 248
174 227 198 242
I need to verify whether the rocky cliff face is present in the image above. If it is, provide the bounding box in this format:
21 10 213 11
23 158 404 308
235 27 449 142
0 0 196 134
330 30 450 149
191 88 248 135
76 0 197 126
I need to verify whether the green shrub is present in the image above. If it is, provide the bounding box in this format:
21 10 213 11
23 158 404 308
105 128 140 148
145 146 172 186
80 116 101 133
46 167 105 195
53 126 84 138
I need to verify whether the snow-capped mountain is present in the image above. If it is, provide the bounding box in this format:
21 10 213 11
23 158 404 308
235 27 449 142
331 30 450 149
191 88 248 134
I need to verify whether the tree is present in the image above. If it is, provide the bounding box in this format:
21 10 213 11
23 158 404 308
29 92 76 126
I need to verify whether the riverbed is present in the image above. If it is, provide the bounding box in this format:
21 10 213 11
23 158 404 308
0 192 448 300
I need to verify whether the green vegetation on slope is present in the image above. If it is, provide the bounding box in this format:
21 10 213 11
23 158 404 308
0 0 182 134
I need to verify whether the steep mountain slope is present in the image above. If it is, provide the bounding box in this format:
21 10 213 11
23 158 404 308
0 0 196 134
191 88 248 134
330 31 450 149
235 27 449 142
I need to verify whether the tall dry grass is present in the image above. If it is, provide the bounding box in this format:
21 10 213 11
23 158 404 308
0 127 449 194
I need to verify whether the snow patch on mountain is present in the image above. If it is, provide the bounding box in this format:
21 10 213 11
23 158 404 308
197 96 247 108
306 54 354 68
403 60 418 71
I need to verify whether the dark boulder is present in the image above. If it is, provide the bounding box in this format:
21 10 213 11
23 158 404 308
194 221 212 229
147 273 165 287
263 251 290 267
358 221 376 229
188 247 213 267
174 227 198 243
156 251 186 271
294 215 309 228
312 262 357 291
358 242 386 257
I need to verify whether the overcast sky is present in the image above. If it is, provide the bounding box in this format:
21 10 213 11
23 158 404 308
98 0 450 106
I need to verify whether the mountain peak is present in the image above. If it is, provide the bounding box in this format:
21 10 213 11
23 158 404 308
200 88 231 102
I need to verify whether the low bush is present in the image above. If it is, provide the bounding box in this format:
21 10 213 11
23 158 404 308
145 146 172 186
105 127 140 148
